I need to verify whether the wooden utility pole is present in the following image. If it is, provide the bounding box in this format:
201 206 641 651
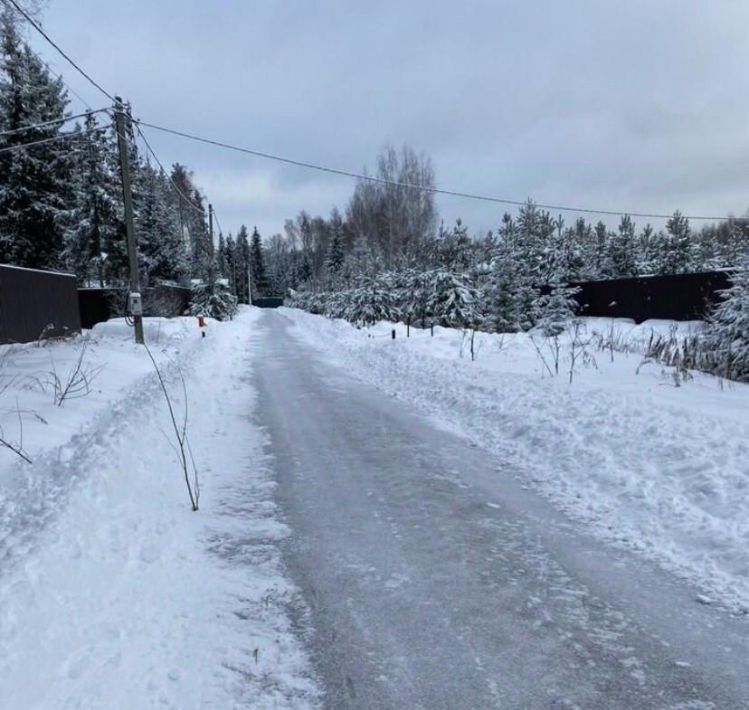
208 203 215 291
114 97 144 344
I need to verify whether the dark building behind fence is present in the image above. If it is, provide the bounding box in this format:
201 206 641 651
571 270 733 324
0 264 81 344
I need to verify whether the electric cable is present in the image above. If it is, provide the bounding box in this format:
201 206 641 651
134 119 733 222
0 107 109 137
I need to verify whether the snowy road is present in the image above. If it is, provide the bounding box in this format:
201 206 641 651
255 310 749 709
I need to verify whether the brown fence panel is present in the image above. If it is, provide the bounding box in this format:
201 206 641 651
571 271 733 323
0 264 81 344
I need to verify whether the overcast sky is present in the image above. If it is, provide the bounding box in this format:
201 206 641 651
27 0 749 239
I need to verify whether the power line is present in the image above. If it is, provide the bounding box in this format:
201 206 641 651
0 131 85 156
56 70 95 111
2 0 116 102
0 107 109 138
134 119 732 222
212 208 225 237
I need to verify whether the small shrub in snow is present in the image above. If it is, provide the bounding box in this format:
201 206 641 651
47 339 104 407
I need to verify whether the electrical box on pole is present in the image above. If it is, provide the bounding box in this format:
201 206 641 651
114 96 145 345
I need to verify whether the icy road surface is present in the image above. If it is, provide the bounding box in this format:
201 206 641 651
255 311 749 709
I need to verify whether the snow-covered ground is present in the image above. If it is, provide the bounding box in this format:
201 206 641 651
0 309 320 709
281 308 749 615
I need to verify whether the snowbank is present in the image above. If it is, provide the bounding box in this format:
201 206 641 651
282 308 749 614
0 309 320 708
90 315 198 343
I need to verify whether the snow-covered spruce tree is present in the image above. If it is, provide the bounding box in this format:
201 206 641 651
250 226 269 297
189 280 238 321
702 263 749 381
326 223 344 283
224 233 237 293
234 225 251 303
65 111 119 285
137 162 188 285
533 282 580 337
489 210 540 330
216 233 229 279
486 241 522 332
0 14 74 269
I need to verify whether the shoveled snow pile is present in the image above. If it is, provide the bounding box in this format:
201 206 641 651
282 307 749 614
0 310 320 709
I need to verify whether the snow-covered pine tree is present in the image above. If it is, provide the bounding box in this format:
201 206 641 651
344 277 400 327
702 262 749 380
656 211 695 275
0 14 74 269
438 219 472 271
399 269 432 327
427 269 478 328
636 224 658 276
551 217 586 283
604 215 639 278
515 200 554 283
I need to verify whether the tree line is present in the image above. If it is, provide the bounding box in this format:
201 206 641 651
0 8 262 319
262 143 749 333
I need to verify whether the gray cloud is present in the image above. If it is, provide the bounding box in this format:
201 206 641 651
31 0 749 238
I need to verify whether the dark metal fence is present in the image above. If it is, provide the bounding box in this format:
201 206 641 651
571 271 733 323
252 297 285 309
0 264 81 343
78 285 191 329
